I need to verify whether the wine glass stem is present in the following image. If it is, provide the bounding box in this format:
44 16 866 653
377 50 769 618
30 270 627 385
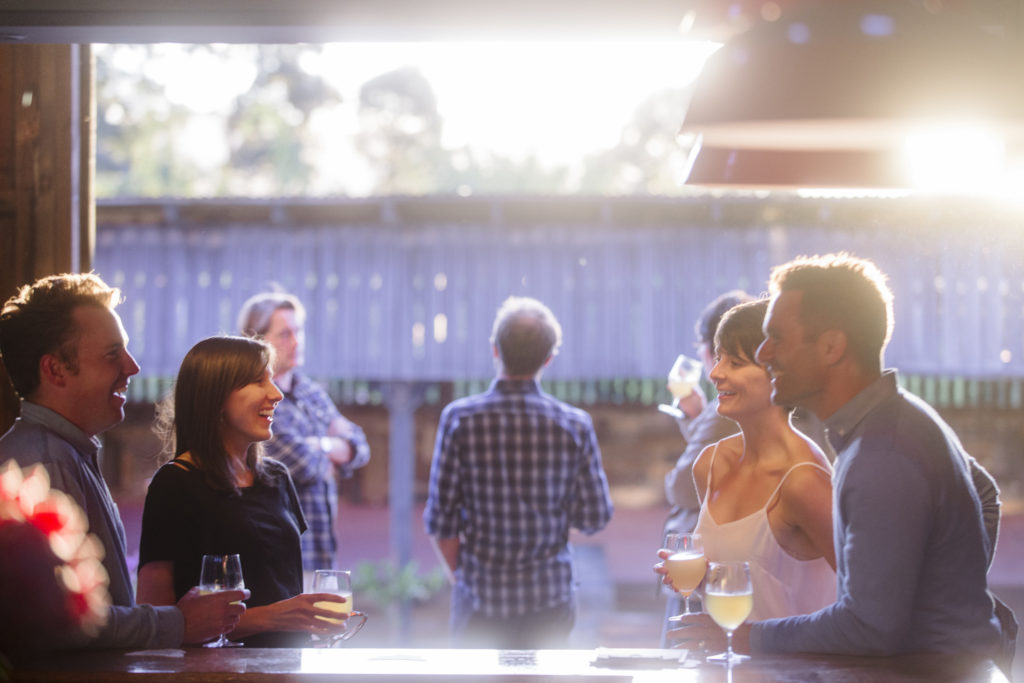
682 593 691 615
726 630 734 659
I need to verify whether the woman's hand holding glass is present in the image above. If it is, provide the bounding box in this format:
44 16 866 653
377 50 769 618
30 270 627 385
309 570 367 646
655 532 706 618
255 592 353 637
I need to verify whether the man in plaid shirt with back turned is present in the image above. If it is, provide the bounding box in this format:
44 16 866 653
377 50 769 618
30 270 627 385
424 296 614 649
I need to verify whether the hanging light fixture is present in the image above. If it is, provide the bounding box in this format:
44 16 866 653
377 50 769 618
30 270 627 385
677 0 1024 191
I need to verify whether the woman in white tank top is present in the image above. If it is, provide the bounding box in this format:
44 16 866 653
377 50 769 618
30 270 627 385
658 299 836 624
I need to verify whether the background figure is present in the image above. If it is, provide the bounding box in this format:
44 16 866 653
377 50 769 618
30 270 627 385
424 296 614 649
237 292 370 587
136 336 349 647
660 291 750 644
0 273 245 651
660 299 835 622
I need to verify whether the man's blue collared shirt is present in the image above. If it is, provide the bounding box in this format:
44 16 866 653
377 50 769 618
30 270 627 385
752 371 1001 657
0 401 183 648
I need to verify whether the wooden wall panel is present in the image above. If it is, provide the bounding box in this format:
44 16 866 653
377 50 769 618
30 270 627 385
0 44 92 433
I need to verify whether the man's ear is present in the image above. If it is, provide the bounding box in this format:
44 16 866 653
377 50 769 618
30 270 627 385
39 354 70 388
817 330 848 366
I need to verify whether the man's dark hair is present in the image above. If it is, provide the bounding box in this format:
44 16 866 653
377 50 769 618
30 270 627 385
696 290 755 346
0 273 121 398
768 252 893 373
490 296 562 377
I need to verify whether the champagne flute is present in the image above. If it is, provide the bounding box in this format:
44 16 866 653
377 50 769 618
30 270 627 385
704 561 753 664
657 354 704 419
663 532 706 620
198 554 245 648
311 569 367 647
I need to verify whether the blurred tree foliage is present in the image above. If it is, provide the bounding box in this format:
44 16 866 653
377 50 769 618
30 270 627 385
225 45 342 195
355 66 448 194
95 45 206 197
579 88 694 195
95 45 690 197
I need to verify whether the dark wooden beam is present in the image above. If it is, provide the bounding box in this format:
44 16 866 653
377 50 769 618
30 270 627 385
0 44 92 433
0 0 692 43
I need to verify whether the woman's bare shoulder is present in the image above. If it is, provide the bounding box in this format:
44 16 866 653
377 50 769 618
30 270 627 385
694 434 740 476
717 433 745 455
789 431 832 470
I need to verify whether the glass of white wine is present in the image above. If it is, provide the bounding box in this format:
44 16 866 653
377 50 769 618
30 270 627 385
198 553 245 648
311 569 367 646
704 561 753 664
657 354 704 419
664 532 706 619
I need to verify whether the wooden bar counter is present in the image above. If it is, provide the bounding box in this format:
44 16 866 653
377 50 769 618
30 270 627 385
8 647 1009 682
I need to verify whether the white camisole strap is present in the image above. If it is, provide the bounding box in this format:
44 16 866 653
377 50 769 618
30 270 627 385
704 440 830 512
764 461 832 511
703 441 723 491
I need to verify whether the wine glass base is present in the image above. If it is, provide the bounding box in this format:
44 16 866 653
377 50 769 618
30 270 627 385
706 652 749 664
657 404 684 419
667 613 695 623
203 638 244 648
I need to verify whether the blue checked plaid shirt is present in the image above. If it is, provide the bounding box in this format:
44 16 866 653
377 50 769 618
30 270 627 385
424 378 614 618
264 373 370 571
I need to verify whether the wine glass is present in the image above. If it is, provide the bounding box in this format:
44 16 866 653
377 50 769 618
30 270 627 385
704 561 753 664
657 354 704 419
663 532 706 620
311 569 367 647
198 554 245 648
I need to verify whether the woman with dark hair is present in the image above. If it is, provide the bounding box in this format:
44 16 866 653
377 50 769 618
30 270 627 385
658 299 836 623
136 336 347 647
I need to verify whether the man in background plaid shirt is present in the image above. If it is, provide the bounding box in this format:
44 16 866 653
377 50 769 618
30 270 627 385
238 292 370 588
424 296 613 649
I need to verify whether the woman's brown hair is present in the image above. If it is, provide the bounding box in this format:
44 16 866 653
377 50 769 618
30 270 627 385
161 335 275 494
714 298 770 364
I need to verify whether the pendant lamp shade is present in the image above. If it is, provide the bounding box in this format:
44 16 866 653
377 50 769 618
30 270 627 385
679 1 1024 189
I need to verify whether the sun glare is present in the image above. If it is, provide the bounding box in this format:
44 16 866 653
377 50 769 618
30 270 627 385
143 45 259 113
97 41 718 195
312 41 717 164
902 122 1009 194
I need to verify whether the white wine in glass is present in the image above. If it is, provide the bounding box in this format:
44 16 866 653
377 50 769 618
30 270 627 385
704 561 753 664
311 569 367 646
198 554 245 648
658 354 704 419
663 532 706 620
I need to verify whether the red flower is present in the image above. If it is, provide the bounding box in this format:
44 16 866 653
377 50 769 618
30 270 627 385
0 461 110 660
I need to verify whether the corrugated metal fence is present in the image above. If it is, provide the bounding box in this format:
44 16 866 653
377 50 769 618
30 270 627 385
94 195 1024 407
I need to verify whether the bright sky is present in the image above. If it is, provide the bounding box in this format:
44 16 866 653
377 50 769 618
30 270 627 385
103 41 718 193
308 41 718 160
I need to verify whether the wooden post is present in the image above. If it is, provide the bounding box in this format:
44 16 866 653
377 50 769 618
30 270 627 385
0 43 93 433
